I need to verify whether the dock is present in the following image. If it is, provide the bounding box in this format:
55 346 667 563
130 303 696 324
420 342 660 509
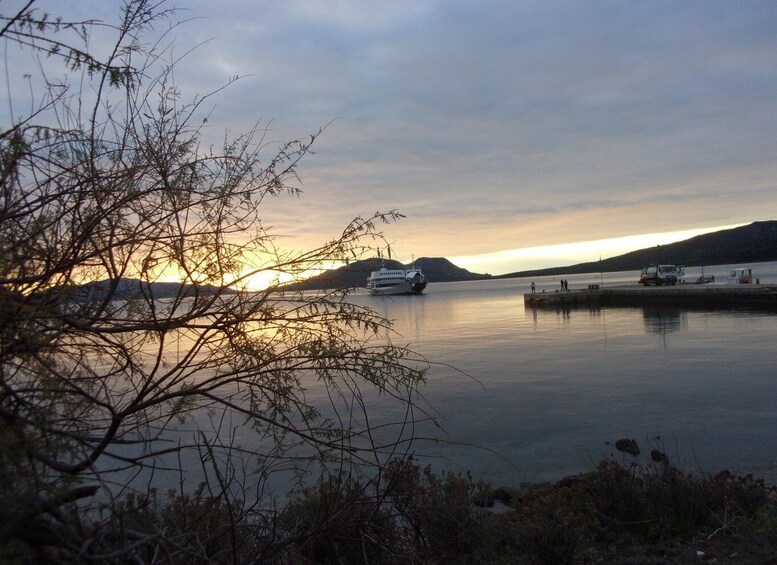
524 284 777 309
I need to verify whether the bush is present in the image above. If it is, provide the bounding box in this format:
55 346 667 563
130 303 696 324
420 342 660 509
39 458 769 564
509 459 777 563
115 484 250 563
280 472 401 563
272 459 522 564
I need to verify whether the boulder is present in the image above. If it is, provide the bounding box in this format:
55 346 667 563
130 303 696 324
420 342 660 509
651 449 669 464
615 438 640 456
556 474 584 488
493 485 525 504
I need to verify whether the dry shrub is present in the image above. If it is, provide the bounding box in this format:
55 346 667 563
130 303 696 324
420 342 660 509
115 483 251 563
510 459 777 564
280 472 403 564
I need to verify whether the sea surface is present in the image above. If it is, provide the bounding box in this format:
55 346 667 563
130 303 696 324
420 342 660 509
344 261 777 487
111 262 777 495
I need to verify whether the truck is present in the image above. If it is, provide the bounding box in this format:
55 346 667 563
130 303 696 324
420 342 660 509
728 267 753 284
639 264 680 286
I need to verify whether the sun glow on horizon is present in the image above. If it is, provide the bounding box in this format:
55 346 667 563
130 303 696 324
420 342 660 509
450 223 747 275
239 260 348 291
149 222 748 287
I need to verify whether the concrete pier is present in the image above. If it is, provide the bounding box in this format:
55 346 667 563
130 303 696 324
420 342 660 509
524 284 777 309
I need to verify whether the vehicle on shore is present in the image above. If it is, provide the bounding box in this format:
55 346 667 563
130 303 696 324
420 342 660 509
729 267 754 284
639 264 680 286
367 267 427 295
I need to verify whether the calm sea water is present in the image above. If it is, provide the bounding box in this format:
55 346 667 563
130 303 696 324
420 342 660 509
112 262 777 495
347 261 777 487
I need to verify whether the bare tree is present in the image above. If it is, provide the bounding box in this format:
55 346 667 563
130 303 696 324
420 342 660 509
0 1 430 561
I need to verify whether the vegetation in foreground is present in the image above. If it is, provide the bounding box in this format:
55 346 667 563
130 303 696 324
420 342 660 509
270 459 777 564
5 456 776 563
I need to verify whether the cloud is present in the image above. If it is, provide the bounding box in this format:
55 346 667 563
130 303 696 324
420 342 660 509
7 0 777 273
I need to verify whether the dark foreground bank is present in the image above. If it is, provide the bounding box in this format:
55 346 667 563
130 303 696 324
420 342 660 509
8 457 776 563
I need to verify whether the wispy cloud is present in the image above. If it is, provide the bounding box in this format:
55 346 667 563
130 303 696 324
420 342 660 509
14 0 777 273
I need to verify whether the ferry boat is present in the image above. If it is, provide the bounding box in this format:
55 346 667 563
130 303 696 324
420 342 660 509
366 267 427 295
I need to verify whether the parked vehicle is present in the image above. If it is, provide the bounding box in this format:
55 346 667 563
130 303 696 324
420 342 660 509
728 267 753 284
639 264 679 286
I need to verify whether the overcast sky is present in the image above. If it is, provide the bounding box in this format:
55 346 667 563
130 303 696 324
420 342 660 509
9 1 777 273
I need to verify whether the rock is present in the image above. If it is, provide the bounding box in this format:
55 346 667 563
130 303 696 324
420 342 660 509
651 449 669 464
556 474 584 488
493 485 524 504
615 438 640 456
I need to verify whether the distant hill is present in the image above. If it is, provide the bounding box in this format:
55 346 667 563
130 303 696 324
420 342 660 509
282 257 491 291
413 257 492 282
497 220 777 279
71 279 237 301
67 222 776 296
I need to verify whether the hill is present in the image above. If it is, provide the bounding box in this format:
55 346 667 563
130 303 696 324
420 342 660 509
281 257 491 291
70 279 237 301
497 220 777 278
68 222 777 296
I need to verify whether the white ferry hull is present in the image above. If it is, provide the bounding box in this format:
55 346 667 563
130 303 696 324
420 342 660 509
366 267 427 295
368 281 427 296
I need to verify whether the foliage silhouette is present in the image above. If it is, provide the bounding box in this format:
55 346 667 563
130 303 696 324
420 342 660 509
0 1 431 561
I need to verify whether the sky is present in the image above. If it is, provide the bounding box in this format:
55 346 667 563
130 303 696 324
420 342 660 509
5 1 777 275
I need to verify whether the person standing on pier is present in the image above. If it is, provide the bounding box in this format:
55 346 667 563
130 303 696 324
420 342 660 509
531 281 536 293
